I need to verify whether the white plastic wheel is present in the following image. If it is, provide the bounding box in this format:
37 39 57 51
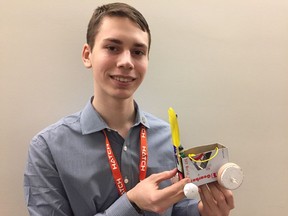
184 183 199 199
217 162 244 190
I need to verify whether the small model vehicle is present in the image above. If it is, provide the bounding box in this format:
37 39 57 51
168 108 244 199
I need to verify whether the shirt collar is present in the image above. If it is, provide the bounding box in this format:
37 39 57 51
133 101 150 129
80 97 150 135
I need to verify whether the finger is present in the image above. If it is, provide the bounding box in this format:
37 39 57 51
157 178 191 205
149 168 178 183
214 182 235 209
198 185 217 216
208 183 230 213
161 177 190 197
198 190 210 214
198 184 217 210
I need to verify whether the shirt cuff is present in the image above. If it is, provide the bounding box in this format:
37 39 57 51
105 193 142 216
173 198 200 216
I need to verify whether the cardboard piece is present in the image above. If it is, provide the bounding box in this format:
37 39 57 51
180 143 229 186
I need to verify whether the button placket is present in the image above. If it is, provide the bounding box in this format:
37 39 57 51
121 135 133 189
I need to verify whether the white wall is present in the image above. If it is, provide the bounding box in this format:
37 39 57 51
1 0 288 215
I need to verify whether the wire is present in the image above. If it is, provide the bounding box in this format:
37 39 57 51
188 147 219 163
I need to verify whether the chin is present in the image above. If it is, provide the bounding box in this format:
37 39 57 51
112 91 135 100
114 95 133 101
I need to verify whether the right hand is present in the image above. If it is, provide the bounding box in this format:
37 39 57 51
126 168 191 214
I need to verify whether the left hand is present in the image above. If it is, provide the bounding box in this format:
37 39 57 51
198 182 234 216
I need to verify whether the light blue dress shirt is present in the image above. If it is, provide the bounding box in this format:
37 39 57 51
24 98 200 216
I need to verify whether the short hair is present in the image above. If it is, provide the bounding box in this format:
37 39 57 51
86 2 151 52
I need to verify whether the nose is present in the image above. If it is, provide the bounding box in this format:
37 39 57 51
116 50 134 70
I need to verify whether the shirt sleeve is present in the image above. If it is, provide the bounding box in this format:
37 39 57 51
172 198 200 216
24 136 142 216
24 136 74 216
98 193 142 216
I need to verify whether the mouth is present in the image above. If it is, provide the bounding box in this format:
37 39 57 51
111 76 135 83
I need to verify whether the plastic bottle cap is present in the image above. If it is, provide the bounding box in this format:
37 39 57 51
217 162 244 190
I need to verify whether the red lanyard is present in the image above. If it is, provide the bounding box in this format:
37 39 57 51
103 126 148 196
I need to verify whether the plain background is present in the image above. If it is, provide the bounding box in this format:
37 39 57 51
1 0 288 215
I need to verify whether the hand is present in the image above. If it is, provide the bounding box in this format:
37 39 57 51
198 182 234 216
127 168 190 214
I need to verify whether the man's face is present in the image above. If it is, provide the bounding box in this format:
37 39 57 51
83 16 149 101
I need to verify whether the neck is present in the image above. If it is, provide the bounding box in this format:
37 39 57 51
92 96 135 138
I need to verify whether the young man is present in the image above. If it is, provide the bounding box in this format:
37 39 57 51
24 3 234 216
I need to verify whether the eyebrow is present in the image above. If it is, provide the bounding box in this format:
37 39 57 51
103 38 148 50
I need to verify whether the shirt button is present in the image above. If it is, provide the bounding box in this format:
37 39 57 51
123 146 127 151
124 178 129 184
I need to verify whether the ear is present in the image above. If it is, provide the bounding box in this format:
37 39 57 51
82 44 92 68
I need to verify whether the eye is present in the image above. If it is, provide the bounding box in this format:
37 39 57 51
105 45 119 53
132 49 146 57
